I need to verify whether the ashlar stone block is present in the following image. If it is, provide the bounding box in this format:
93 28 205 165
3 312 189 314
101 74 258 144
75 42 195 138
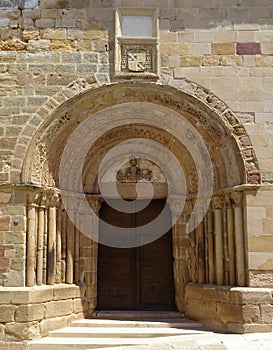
15 304 45 322
0 305 16 322
45 299 73 318
5 321 40 341
19 0 38 9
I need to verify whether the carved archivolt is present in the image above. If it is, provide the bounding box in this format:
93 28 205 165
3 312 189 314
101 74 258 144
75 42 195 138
21 79 260 189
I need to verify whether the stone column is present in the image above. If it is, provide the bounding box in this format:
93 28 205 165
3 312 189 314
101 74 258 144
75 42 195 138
47 193 59 285
61 208 67 283
26 192 39 287
36 192 47 286
168 197 191 313
56 201 62 283
66 214 75 284
232 192 246 287
87 196 102 310
74 212 80 284
212 196 224 286
226 197 236 286
196 221 205 284
223 202 229 285
205 210 214 284
43 198 49 285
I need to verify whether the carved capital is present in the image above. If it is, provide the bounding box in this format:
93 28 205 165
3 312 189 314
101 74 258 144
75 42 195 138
211 195 225 210
39 192 48 208
49 192 60 207
231 192 243 207
27 191 40 206
89 197 103 215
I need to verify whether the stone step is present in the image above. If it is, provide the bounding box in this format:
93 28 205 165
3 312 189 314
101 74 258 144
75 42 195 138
71 318 204 330
91 310 184 320
27 334 189 350
27 313 206 350
48 326 203 338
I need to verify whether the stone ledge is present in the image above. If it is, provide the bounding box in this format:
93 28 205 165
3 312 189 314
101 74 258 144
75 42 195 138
186 283 273 305
0 284 82 304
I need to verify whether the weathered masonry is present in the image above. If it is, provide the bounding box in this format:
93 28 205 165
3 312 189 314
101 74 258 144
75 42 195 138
0 0 273 348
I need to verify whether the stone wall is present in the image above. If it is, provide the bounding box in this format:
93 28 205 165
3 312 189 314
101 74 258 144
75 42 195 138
0 1 272 184
0 284 86 349
0 187 26 287
246 187 273 286
185 283 273 333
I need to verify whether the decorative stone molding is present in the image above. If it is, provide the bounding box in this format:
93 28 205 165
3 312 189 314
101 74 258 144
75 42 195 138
19 80 260 189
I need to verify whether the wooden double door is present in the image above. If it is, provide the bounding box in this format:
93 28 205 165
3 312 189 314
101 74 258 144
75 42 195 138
97 199 175 310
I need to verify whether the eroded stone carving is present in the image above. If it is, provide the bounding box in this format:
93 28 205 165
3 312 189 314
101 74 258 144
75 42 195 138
222 110 239 126
121 45 153 73
68 78 95 93
247 172 261 185
116 158 152 183
23 81 260 187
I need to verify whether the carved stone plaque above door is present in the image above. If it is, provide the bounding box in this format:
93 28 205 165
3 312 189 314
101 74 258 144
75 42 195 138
114 8 159 78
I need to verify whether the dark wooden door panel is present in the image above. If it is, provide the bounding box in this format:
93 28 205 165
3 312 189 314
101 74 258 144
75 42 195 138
98 246 134 308
140 233 174 306
97 199 175 310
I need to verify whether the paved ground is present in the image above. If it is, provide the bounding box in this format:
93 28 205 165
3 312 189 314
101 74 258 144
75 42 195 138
88 331 273 350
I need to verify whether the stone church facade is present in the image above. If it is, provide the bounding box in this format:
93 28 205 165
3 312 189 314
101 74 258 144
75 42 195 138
0 0 273 348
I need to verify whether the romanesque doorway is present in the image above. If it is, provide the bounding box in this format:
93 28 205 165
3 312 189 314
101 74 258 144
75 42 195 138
97 199 176 310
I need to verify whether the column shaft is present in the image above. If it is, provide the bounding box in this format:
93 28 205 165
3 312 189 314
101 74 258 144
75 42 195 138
227 207 236 286
66 215 74 284
36 203 45 286
47 205 57 285
234 206 246 286
214 209 224 285
26 197 37 287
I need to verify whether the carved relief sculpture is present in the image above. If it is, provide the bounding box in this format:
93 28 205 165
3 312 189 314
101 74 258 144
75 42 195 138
121 45 153 73
116 158 152 183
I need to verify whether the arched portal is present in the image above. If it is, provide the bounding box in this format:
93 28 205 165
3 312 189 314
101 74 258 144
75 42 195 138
21 80 260 327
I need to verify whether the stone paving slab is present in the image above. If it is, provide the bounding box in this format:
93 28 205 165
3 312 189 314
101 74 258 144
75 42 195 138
83 332 272 350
